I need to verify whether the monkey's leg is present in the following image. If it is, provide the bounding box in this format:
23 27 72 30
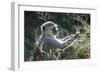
34 48 43 61
39 43 47 55
56 52 61 60
49 49 58 60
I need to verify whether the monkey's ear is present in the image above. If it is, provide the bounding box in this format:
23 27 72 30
42 26 45 31
41 25 45 32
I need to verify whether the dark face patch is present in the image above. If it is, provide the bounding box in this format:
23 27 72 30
51 27 57 35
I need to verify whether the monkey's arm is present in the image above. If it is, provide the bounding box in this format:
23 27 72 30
46 37 65 49
54 32 79 50
61 34 74 41
63 32 79 50
46 37 77 50
41 32 79 50
45 33 79 50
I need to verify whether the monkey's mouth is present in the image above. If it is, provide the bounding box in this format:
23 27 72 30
53 32 58 35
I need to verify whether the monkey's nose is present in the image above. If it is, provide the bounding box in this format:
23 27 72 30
52 28 57 33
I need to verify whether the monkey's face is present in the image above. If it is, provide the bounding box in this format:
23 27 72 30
48 25 58 35
41 21 58 36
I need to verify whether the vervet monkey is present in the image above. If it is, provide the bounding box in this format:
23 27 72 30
39 21 79 50
34 21 80 60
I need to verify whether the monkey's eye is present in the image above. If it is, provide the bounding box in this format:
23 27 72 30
52 27 56 30
52 27 57 33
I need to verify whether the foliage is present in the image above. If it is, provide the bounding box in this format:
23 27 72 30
24 11 90 61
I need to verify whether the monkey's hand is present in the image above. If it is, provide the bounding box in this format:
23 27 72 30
63 31 80 49
75 31 80 39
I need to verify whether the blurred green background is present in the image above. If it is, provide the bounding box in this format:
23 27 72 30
24 11 90 61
